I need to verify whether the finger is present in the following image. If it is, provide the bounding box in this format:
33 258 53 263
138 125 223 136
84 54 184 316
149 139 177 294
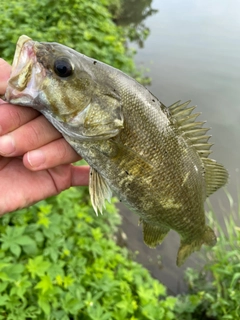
0 160 73 214
0 115 62 156
0 156 12 171
0 103 39 135
0 59 11 94
71 165 89 186
23 137 81 170
47 164 89 194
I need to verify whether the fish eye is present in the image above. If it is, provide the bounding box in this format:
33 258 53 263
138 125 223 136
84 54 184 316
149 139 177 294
54 58 73 77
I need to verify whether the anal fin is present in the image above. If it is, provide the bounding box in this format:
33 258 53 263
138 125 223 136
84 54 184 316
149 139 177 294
89 167 112 216
141 221 170 248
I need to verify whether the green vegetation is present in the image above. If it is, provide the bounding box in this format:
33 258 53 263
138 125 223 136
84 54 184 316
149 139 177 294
111 0 158 48
0 187 176 319
0 0 239 319
0 0 128 66
0 187 238 319
174 192 240 320
0 0 150 83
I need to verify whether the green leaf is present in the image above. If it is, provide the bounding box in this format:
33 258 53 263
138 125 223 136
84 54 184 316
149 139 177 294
22 242 38 256
35 275 53 294
48 261 65 279
0 262 11 271
62 292 83 314
8 226 25 237
3 264 25 281
26 256 51 279
34 231 44 244
230 272 240 288
10 243 21 257
0 272 10 281
0 282 8 293
10 276 31 298
16 235 36 246
63 275 74 289
0 294 9 306
38 295 51 315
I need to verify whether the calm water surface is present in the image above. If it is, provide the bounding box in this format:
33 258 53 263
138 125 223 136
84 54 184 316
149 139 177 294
120 0 240 294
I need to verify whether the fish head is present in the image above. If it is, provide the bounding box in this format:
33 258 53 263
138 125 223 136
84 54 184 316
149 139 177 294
5 35 124 140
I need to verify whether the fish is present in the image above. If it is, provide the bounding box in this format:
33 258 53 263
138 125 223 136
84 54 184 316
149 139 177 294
4 35 229 266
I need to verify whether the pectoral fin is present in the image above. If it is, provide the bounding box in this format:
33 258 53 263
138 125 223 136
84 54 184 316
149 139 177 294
141 220 170 248
89 167 112 216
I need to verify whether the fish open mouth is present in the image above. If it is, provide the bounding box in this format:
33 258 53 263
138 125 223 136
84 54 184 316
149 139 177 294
11 35 33 71
5 35 45 105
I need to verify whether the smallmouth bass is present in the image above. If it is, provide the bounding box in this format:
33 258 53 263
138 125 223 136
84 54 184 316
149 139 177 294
4 35 228 266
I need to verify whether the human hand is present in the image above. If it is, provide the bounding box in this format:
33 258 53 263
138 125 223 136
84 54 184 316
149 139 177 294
0 58 89 215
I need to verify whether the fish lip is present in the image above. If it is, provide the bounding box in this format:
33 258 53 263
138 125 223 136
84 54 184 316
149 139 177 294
5 35 44 104
11 35 33 70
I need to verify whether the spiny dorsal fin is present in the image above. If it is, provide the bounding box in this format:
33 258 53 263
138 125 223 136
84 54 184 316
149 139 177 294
89 167 112 216
168 100 190 115
168 101 212 158
202 158 229 197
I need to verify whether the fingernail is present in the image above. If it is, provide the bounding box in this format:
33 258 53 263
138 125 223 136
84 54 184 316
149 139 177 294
0 135 15 155
27 150 46 167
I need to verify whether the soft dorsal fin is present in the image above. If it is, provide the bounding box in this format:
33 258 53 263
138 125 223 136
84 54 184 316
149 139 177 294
202 158 229 197
89 167 112 216
168 101 212 158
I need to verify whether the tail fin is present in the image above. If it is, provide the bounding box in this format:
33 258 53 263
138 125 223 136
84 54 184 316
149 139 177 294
176 225 216 266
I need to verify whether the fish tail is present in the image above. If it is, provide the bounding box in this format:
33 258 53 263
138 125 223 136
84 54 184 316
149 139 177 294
176 225 217 267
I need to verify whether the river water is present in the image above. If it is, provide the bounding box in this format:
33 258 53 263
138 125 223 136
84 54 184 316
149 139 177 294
119 0 240 294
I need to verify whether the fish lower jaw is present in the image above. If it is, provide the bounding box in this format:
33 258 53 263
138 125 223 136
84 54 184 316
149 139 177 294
5 80 39 106
5 90 35 105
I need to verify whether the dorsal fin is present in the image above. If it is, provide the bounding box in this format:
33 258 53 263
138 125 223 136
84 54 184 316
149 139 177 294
168 101 229 196
202 158 229 197
168 101 212 158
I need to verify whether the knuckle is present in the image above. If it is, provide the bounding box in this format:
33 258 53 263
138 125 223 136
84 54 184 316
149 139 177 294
56 139 70 161
26 121 42 146
54 139 80 165
8 107 22 129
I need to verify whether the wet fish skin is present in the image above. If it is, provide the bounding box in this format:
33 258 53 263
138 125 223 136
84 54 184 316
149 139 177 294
5 36 228 266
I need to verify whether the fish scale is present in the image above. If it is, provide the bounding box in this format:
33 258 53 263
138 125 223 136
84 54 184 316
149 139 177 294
4 35 229 266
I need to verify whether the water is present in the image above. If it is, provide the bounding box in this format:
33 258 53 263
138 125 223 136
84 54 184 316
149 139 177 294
119 0 240 294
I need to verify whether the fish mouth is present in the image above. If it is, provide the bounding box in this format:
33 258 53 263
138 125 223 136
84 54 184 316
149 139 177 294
5 35 45 105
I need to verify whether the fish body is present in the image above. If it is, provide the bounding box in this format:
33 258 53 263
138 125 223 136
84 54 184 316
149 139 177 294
5 36 228 266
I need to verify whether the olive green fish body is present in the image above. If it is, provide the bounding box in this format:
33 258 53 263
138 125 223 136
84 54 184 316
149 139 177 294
61 75 214 266
5 36 228 266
